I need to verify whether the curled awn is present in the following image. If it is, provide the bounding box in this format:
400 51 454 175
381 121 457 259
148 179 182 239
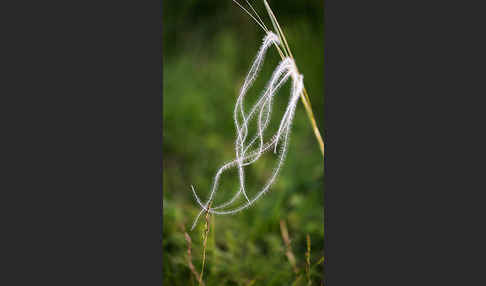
190 31 304 230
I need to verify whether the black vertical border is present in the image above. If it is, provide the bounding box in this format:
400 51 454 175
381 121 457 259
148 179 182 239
4 0 164 284
324 0 468 284
160 0 164 282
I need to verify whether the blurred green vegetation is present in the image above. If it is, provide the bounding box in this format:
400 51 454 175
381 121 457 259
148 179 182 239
163 1 324 285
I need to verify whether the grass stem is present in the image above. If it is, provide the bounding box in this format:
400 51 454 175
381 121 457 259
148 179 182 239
263 0 324 157
200 202 212 285
280 219 299 274
306 234 311 285
184 232 205 286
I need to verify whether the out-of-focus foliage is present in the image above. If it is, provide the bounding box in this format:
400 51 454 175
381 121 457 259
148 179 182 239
163 1 324 285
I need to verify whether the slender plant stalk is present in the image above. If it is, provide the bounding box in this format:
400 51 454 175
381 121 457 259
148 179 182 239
209 214 216 265
199 202 212 285
262 0 324 157
280 219 299 274
315 256 324 266
184 232 205 286
292 275 303 286
306 234 312 285
261 4 325 285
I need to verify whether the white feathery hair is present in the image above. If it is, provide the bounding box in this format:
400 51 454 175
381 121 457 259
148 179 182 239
190 31 304 231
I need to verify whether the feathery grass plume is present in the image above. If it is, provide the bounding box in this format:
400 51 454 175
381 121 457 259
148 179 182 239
233 0 324 156
191 54 303 230
191 0 323 230
190 1 315 230
234 31 280 205
262 0 324 156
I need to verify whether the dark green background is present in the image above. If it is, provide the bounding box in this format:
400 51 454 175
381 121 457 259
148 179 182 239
163 1 324 285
